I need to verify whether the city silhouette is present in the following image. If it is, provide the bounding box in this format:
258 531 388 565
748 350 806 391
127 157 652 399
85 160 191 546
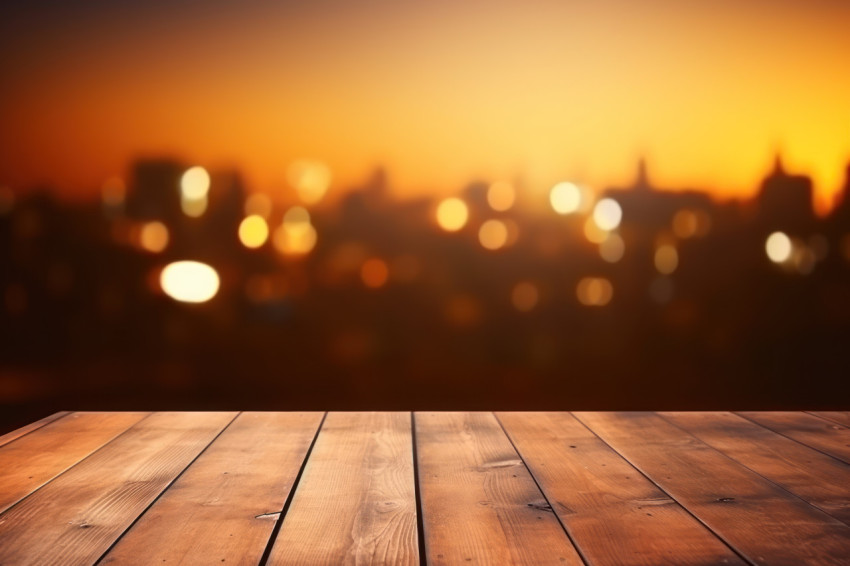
2 154 850 429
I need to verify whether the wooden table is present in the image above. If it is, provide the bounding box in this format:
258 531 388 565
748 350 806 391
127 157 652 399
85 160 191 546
1 411 849 565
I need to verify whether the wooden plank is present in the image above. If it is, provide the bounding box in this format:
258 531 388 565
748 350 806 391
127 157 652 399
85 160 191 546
0 411 149 515
0 411 236 566
498 411 743 565
0 411 71 448
416 412 582 566
100 412 324 565
575 411 850 566
808 412 850 429
267 412 418 565
662 412 850 525
738 411 850 465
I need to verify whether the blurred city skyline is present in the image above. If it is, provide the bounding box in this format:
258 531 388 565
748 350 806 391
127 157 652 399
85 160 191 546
2 0 850 211
3 147 850 431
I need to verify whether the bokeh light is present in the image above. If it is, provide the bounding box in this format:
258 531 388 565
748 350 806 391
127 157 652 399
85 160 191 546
244 193 273 218
791 241 816 275
592 198 623 231
576 277 613 306
599 233 625 263
766 231 792 263
160 261 220 303
139 221 169 253
503 219 521 246
512 281 539 312
273 223 317 256
654 244 679 274
283 206 312 234
180 166 211 200
181 196 208 218
549 182 582 215
288 160 331 205
487 182 515 212
238 215 269 249
436 198 469 232
672 208 711 239
361 258 389 288
478 219 508 250
583 217 608 244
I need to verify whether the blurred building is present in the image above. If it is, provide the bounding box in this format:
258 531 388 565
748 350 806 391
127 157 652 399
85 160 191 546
756 155 815 233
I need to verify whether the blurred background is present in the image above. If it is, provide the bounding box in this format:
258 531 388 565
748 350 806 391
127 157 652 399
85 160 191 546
2 0 850 430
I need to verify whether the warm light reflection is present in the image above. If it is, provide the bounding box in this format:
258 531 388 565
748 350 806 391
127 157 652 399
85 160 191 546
511 281 539 312
593 198 622 231
583 217 608 244
139 221 169 253
244 193 273 218
766 232 792 263
654 244 679 274
791 240 816 275
478 219 508 250
361 258 389 288
549 182 582 215
180 166 210 200
436 198 469 232
273 223 317 255
238 215 269 249
487 182 515 212
577 277 613 306
283 206 311 234
288 160 331 205
503 219 520 246
160 261 220 303
179 166 211 218
599 233 625 263
181 195 208 218
672 209 711 239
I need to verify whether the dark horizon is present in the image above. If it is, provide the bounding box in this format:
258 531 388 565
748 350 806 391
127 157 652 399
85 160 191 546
3 150 850 432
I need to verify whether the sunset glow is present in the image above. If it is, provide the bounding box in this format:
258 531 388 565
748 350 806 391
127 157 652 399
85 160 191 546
1 1 849 212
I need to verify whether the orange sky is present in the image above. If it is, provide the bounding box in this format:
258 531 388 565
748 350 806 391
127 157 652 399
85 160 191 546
1 0 849 212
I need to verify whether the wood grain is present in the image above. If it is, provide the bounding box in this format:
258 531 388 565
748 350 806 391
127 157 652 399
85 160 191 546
738 411 850 464
575 411 850 566
809 412 850 428
100 412 324 565
662 411 850 525
0 411 70 448
267 412 418 566
0 411 148 515
416 412 582 566
2 411 849 564
498 411 743 565
0 411 235 566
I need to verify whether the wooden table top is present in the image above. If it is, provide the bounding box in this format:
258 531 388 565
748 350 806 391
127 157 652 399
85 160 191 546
1 411 849 565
